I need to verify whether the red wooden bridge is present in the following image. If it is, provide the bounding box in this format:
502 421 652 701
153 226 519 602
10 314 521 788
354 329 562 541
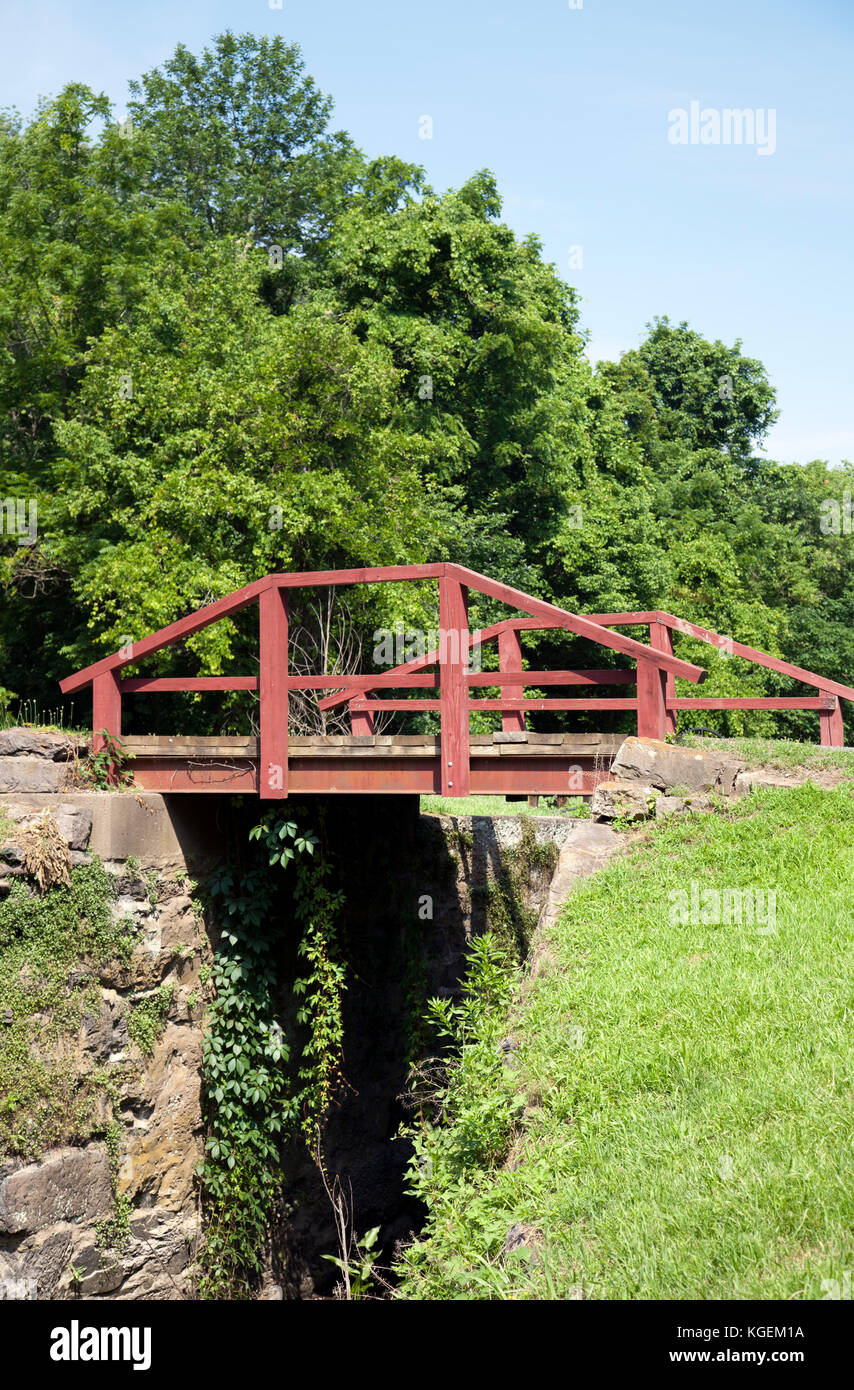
59 564 853 798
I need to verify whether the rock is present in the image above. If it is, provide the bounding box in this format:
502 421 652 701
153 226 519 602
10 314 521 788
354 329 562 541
16 1225 74 1299
610 736 744 795
590 779 656 822
78 991 128 1063
0 758 69 794
0 1146 112 1234
733 769 797 796
1 806 91 856
0 729 85 761
1 802 92 851
117 1024 204 1212
538 822 622 930
503 1222 544 1258
72 1243 125 1296
654 793 713 819
157 894 200 954
53 806 93 851
48 1209 197 1301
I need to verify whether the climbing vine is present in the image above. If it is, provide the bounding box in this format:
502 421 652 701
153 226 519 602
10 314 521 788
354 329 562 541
197 810 346 1300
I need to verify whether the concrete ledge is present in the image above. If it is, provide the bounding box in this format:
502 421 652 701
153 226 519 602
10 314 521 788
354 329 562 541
0 792 229 873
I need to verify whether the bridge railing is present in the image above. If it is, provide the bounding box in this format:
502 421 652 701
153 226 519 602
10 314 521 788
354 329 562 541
58 565 851 799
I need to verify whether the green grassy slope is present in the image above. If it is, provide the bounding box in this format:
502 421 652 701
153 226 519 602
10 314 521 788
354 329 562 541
398 782 854 1299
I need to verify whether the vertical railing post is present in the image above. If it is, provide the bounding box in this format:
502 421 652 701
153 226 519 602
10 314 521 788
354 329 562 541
498 626 525 733
819 691 844 747
649 619 677 736
636 657 667 740
259 584 289 799
350 696 375 735
439 574 470 797
92 671 121 753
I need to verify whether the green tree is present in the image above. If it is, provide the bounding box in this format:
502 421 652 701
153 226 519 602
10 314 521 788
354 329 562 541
320 170 594 572
127 31 421 255
44 242 457 689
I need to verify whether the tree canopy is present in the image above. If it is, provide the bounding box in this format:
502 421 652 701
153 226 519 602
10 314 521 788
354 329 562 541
1 30 851 741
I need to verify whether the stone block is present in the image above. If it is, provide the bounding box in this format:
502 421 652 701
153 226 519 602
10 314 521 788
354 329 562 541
0 758 69 793
590 779 656 822
0 1146 112 1234
610 736 744 795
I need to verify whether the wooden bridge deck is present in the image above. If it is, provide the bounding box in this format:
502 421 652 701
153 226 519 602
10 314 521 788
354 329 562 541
122 733 623 796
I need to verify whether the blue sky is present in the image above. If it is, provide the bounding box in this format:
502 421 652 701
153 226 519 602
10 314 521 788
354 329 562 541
1 0 851 465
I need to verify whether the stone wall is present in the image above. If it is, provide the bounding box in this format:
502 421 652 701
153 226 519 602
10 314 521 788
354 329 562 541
0 748 222 1301
0 735 591 1301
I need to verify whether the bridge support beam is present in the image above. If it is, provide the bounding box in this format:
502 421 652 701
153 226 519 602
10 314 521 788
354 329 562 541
259 586 289 798
498 627 526 733
439 575 470 797
819 692 845 747
636 656 667 741
649 620 677 736
349 696 376 735
92 671 122 753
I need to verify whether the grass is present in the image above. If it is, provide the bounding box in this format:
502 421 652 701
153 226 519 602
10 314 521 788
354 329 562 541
0 697 84 735
398 781 854 1300
682 733 854 773
420 793 589 819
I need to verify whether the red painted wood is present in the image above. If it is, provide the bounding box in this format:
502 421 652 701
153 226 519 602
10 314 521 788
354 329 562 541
269 564 444 588
636 658 666 739
439 575 470 796
121 677 258 692
657 612 854 703
468 698 639 711
819 692 845 747
446 564 707 684
60 567 853 785
259 587 289 800
668 697 834 710
122 758 258 792
583 612 662 626
467 669 635 686
350 697 375 735
92 671 122 753
498 626 525 732
128 753 613 797
288 673 438 690
349 700 442 711
60 576 274 694
649 621 677 735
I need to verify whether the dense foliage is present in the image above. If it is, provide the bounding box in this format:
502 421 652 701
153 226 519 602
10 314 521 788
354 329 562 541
1 29 851 737
199 812 345 1299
